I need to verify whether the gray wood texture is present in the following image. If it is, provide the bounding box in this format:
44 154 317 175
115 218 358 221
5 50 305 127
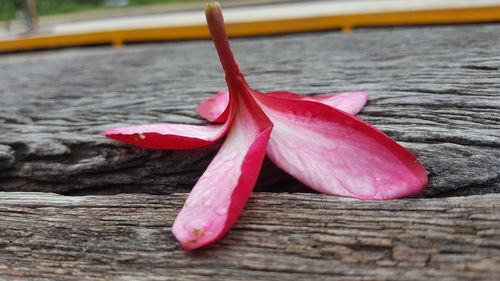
1 24 499 197
0 23 500 279
0 192 499 280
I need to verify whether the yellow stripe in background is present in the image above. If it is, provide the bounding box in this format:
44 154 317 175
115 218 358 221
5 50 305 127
1 6 500 52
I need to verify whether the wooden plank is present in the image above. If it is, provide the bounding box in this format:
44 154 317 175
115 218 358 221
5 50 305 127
0 23 499 280
0 192 499 280
1 23 499 197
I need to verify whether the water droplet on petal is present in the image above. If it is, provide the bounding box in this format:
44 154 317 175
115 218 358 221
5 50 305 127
328 145 339 152
215 207 228 215
222 151 239 162
184 219 210 231
287 110 298 126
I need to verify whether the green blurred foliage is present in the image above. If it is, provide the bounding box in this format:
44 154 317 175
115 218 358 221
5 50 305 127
36 0 107 16
0 0 195 21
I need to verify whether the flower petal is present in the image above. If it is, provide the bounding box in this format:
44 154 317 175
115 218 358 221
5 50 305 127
196 90 230 122
100 123 228 149
172 95 273 250
197 90 368 122
255 93 427 200
266 91 369 115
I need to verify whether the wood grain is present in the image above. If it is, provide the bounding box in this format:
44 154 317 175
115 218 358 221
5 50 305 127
0 191 499 280
1 24 499 197
1 24 500 197
0 23 500 280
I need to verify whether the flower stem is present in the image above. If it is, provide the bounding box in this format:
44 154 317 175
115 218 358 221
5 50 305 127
205 2 247 88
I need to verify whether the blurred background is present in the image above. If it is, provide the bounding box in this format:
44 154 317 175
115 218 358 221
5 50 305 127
0 0 289 35
1 0 499 51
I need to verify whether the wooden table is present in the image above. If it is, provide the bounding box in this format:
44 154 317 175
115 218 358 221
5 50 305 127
0 23 499 280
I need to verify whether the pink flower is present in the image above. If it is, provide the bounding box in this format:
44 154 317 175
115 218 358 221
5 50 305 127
101 2 427 250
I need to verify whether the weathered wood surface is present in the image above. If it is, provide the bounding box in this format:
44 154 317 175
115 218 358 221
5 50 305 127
0 23 500 280
0 192 499 281
0 24 499 197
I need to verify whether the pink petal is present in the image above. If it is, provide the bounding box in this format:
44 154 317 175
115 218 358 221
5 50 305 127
100 123 229 149
196 90 230 122
254 92 427 200
266 91 369 115
173 3 272 250
172 96 273 250
197 90 368 122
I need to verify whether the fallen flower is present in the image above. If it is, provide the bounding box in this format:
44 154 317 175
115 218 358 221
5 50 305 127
101 2 427 250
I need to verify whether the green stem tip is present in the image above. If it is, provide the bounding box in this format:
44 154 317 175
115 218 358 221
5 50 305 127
205 1 220 11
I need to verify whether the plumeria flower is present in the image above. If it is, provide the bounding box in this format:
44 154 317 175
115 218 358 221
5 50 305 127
101 2 427 250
